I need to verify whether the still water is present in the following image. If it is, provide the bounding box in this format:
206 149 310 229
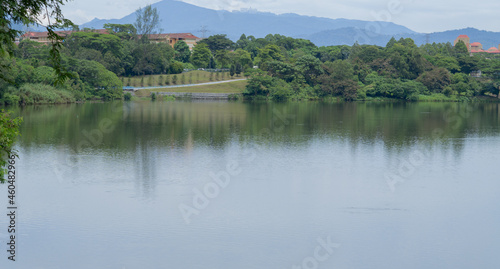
1 101 500 268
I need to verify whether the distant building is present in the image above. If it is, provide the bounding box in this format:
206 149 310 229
453 34 500 54
471 70 482 78
19 29 201 51
20 29 109 44
454 35 471 51
470 42 483 52
142 33 201 50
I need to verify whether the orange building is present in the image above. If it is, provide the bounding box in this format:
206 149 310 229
454 34 471 51
470 42 482 51
20 29 109 44
20 30 200 51
143 33 201 50
454 35 500 54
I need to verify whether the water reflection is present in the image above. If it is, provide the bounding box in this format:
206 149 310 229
12 101 500 195
3 101 500 269
13 101 500 151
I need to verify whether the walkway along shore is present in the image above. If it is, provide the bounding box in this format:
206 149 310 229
123 79 247 99
123 78 247 91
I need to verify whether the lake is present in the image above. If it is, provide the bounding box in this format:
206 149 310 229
1 100 500 268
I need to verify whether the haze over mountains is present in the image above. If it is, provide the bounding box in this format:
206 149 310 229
76 0 500 48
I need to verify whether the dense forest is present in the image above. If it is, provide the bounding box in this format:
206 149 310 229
1 24 500 105
239 34 500 101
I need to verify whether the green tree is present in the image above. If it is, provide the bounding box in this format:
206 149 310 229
235 64 243 77
457 55 479 75
416 68 451 93
387 40 425 79
1 0 74 85
256 44 284 69
132 43 174 75
174 40 191 63
431 55 461 73
454 41 469 55
318 60 359 100
215 50 230 68
295 54 323 85
243 71 275 96
32 66 57 85
134 5 162 36
0 110 23 182
170 61 184 74
230 65 236 77
198 34 234 53
236 34 249 50
103 23 137 40
228 49 253 70
265 61 298 82
191 43 212 68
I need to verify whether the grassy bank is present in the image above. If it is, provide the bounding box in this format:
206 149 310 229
417 93 500 102
1 84 77 105
135 80 247 97
121 71 244 87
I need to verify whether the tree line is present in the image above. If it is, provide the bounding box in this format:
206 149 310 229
4 28 500 105
240 34 500 101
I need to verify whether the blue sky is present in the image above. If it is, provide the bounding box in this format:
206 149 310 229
61 0 500 33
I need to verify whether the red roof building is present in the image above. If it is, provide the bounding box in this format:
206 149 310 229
20 29 109 44
142 33 201 50
454 35 500 54
454 35 471 51
486 47 500 53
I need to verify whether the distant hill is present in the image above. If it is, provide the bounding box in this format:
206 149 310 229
11 22 47 33
302 27 500 49
76 0 500 48
81 0 415 41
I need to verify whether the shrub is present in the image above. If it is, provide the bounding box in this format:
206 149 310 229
0 110 23 182
170 61 184 74
3 93 21 106
183 63 196 70
124 92 132 101
270 80 293 101
15 83 76 105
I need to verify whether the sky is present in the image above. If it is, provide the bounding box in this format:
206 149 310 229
61 0 500 33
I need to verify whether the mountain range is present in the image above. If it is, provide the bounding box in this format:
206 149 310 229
72 0 499 49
